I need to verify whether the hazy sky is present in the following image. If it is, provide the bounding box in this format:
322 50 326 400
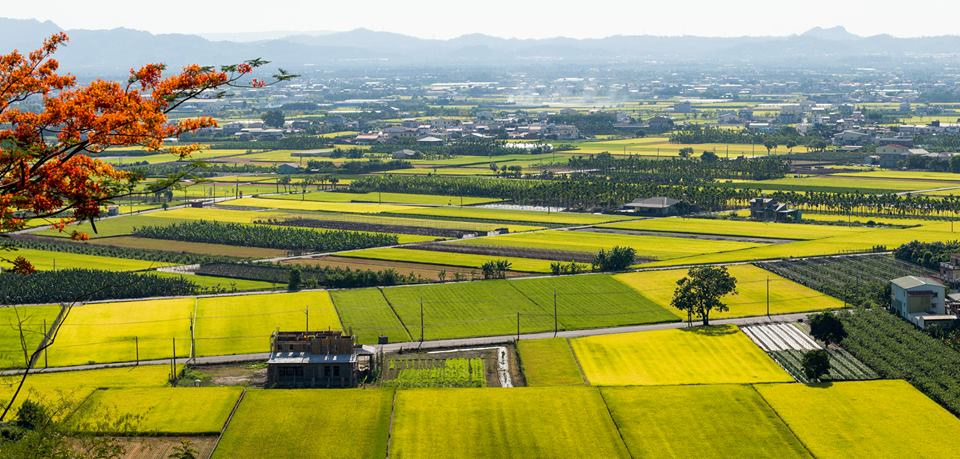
6 0 960 39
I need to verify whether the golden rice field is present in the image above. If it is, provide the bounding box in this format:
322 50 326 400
755 380 960 458
570 325 793 386
614 264 845 319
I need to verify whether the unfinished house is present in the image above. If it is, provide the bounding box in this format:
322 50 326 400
267 331 376 388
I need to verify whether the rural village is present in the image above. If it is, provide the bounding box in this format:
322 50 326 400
2 9 960 459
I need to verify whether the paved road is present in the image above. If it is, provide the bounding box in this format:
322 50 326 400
1 311 814 376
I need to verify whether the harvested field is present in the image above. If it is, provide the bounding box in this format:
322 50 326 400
114 437 217 459
338 247 556 273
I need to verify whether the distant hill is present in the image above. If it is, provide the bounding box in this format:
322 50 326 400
3 18 960 76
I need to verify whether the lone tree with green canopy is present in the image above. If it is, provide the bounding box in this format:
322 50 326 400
671 266 738 326
802 349 831 382
808 312 847 346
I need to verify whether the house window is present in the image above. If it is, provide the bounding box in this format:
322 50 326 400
333 365 340 377
324 365 331 377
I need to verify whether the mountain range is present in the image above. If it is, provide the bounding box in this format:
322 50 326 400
2 18 960 76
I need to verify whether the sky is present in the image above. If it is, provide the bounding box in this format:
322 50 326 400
5 0 960 40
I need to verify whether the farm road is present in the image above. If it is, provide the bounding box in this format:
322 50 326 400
2 311 814 376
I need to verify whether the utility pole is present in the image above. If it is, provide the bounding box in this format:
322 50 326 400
516 312 520 341
305 305 310 331
43 319 47 368
419 297 424 344
553 289 558 337
135 336 139 365
766 277 771 317
171 337 177 382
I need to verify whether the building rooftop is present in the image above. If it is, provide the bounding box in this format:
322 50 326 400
892 275 945 290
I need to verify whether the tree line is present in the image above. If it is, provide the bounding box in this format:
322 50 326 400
566 153 790 181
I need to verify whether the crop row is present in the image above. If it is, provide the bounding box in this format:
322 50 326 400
9 236 238 265
195 262 425 289
381 358 485 388
769 349 878 384
839 308 960 415
0 269 199 305
133 220 398 253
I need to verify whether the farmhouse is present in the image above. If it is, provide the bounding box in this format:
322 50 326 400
266 331 376 388
748 197 802 222
890 276 957 329
392 149 420 159
620 196 685 216
875 144 910 168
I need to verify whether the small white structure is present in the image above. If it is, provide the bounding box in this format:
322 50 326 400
890 276 955 328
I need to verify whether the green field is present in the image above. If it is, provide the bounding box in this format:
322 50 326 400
266 191 501 206
731 175 957 193
599 217 865 240
835 170 960 182
755 380 960 458
378 281 556 340
338 247 555 273
0 248 171 272
385 166 498 176
601 385 810 458
615 264 845 319
390 387 629 458
388 206 634 225
570 325 793 386
88 236 288 259
72 387 241 434
330 288 411 344
221 197 422 214
508 274 678 329
194 291 342 356
151 272 282 292
0 305 60 369
561 136 798 157
47 298 194 367
517 338 584 386
455 229 766 261
214 389 394 458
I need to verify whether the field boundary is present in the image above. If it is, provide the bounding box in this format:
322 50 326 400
748 384 816 458
209 388 246 458
596 388 635 459
379 288 414 342
567 338 592 386
385 389 399 458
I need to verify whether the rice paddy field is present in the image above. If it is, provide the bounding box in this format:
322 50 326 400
329 288 412 344
214 389 394 459
338 247 556 273
219 197 423 214
385 166 498 176
388 206 635 225
834 170 960 182
453 229 767 261
390 387 630 458
561 137 802 157
0 305 62 369
639 216 957 267
598 217 865 240
72 387 242 434
517 338 585 386
731 175 959 193
570 325 793 386
615 264 845 319
755 380 960 458
267 191 501 206
0 364 173 414
601 385 810 458
193 291 342 356
46 298 195 367
0 248 171 272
